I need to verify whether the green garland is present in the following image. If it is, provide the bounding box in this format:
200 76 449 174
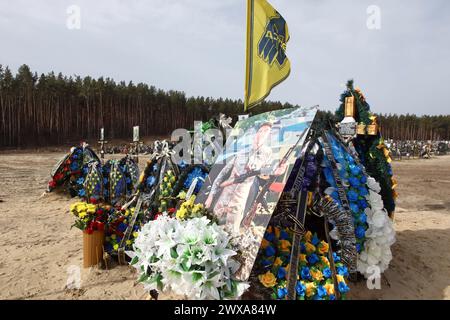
335 80 396 214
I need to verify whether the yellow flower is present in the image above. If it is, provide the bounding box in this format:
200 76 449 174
266 226 273 234
305 282 316 297
124 210 130 217
113 244 119 251
324 283 335 295
176 208 187 220
304 231 312 243
70 203 77 212
86 204 96 214
310 269 324 281
305 243 316 254
336 275 345 283
126 240 132 246
261 238 270 249
299 254 307 263
321 256 330 267
274 257 283 267
317 240 329 254
78 211 87 219
133 231 139 238
258 271 277 288
279 240 291 252
274 227 281 239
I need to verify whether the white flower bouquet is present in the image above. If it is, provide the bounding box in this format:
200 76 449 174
357 177 396 277
127 214 249 299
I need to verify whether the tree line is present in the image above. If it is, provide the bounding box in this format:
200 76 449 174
1 64 449 148
0 64 296 148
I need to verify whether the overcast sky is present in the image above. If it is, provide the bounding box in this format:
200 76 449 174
0 0 449 115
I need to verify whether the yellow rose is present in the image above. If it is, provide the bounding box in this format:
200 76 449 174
258 271 277 288
261 238 270 249
274 227 281 239
299 254 307 263
133 231 139 238
336 275 345 283
324 283 335 295
78 211 86 219
305 282 316 297
310 269 324 281
317 240 329 254
126 240 132 246
304 231 312 243
274 257 283 267
305 243 316 254
266 226 273 234
321 256 330 267
113 244 119 251
279 240 291 252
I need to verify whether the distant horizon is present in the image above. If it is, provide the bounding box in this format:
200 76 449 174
2 63 449 118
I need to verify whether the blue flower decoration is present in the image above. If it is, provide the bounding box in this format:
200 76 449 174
350 203 360 214
265 232 275 242
329 294 336 300
280 230 289 240
355 226 366 239
307 253 319 265
76 177 84 185
277 287 287 299
349 177 360 188
323 268 332 278
347 190 358 202
311 234 320 246
146 176 156 187
349 163 361 176
360 175 367 184
78 189 86 197
358 187 369 197
332 252 341 262
359 213 367 224
300 267 311 280
356 243 362 253
331 191 340 201
296 282 306 296
338 282 350 294
337 266 349 277
317 286 327 298
358 199 368 209
387 165 393 176
117 223 127 233
300 243 306 253
265 246 276 257
261 259 272 267
277 267 286 279
323 167 335 187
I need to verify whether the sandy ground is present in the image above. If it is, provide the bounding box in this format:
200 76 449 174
0 151 449 300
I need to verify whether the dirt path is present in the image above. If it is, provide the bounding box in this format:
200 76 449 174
0 152 449 299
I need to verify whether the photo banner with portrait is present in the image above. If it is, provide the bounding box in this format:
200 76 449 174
196 105 317 281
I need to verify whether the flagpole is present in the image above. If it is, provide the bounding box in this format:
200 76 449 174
244 0 253 112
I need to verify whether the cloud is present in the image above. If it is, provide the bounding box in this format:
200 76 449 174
0 0 449 115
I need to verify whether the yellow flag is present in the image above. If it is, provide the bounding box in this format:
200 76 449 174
244 0 291 111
